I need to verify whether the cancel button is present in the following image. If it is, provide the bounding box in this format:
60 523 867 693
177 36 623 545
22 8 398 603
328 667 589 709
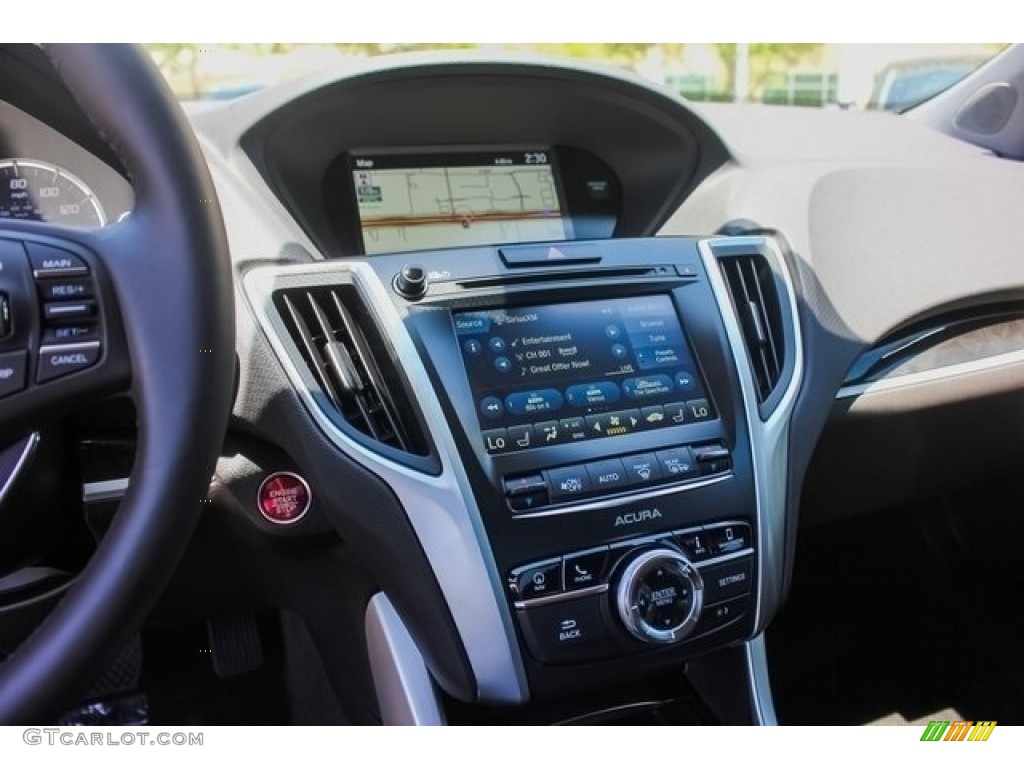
700 556 753 605
36 341 101 383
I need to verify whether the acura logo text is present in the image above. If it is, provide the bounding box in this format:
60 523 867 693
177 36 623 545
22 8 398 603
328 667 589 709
614 508 662 527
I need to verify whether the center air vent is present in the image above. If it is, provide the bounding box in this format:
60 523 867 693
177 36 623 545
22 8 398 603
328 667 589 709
273 284 428 457
718 252 786 404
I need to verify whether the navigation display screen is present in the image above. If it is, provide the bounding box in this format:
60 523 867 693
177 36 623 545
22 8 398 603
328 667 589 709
454 296 716 453
350 149 569 254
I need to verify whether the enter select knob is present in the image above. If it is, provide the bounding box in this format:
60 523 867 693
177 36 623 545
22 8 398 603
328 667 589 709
394 263 428 299
614 547 703 644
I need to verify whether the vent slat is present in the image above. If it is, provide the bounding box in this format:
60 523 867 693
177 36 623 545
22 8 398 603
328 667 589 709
274 285 420 454
719 252 786 404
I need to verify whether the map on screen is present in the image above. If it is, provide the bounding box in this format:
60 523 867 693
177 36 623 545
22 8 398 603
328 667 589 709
351 150 569 254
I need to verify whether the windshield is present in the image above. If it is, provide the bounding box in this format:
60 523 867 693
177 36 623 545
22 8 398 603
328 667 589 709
148 43 1005 111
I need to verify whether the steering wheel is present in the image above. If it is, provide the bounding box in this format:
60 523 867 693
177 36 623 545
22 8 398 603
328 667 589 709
0 45 235 723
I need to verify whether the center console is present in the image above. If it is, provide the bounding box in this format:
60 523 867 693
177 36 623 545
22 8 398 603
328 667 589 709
244 234 800 718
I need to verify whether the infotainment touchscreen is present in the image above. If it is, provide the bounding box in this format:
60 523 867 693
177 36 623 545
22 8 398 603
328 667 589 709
454 296 715 453
350 149 570 254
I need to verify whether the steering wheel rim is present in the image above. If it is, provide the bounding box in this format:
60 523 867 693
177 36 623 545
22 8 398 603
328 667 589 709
0 44 235 723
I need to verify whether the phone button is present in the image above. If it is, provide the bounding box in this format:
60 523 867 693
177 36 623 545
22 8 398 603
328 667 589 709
563 547 609 591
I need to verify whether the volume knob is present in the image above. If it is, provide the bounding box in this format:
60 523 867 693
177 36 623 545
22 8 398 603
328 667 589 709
615 547 703 644
393 263 428 299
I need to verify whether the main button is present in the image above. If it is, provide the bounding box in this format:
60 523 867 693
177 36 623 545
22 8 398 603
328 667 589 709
36 341 101 383
26 242 89 278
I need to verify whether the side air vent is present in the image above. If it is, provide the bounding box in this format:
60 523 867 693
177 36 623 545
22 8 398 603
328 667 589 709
273 284 428 457
718 252 786 404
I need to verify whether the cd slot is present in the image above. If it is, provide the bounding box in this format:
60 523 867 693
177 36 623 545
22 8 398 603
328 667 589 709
457 265 683 289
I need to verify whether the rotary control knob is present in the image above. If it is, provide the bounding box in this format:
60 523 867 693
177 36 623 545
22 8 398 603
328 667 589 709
393 263 428 299
614 547 703 644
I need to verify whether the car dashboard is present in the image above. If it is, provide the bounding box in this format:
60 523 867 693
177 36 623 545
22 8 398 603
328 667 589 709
2 45 1024 725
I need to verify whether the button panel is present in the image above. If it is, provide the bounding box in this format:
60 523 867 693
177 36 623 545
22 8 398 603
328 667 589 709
481 401 715 455
509 521 755 665
504 442 731 512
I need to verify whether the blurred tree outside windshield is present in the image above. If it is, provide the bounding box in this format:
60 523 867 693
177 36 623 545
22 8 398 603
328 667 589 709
147 43 1005 110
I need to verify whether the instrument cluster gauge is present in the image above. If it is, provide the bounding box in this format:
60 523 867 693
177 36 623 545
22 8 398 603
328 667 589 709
0 158 107 228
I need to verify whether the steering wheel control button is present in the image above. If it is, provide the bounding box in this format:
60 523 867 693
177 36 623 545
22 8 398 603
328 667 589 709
517 594 617 663
615 547 703 644
0 292 10 338
545 465 591 501
257 471 312 525
43 300 96 323
26 242 89 278
621 453 663 485
0 350 27 398
707 523 751 555
563 548 608 590
700 556 754 605
36 341 101 383
656 446 699 480
42 324 97 344
37 278 93 301
509 559 563 600
586 457 627 491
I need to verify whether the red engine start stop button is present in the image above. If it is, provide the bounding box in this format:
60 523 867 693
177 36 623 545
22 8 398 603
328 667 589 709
257 472 311 525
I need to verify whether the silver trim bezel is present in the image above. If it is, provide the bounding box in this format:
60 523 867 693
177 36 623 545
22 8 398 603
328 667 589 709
615 548 704 644
243 260 528 704
364 592 445 725
836 346 1024 400
697 237 803 636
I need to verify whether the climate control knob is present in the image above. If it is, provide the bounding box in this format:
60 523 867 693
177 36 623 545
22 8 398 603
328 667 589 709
614 547 703 644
